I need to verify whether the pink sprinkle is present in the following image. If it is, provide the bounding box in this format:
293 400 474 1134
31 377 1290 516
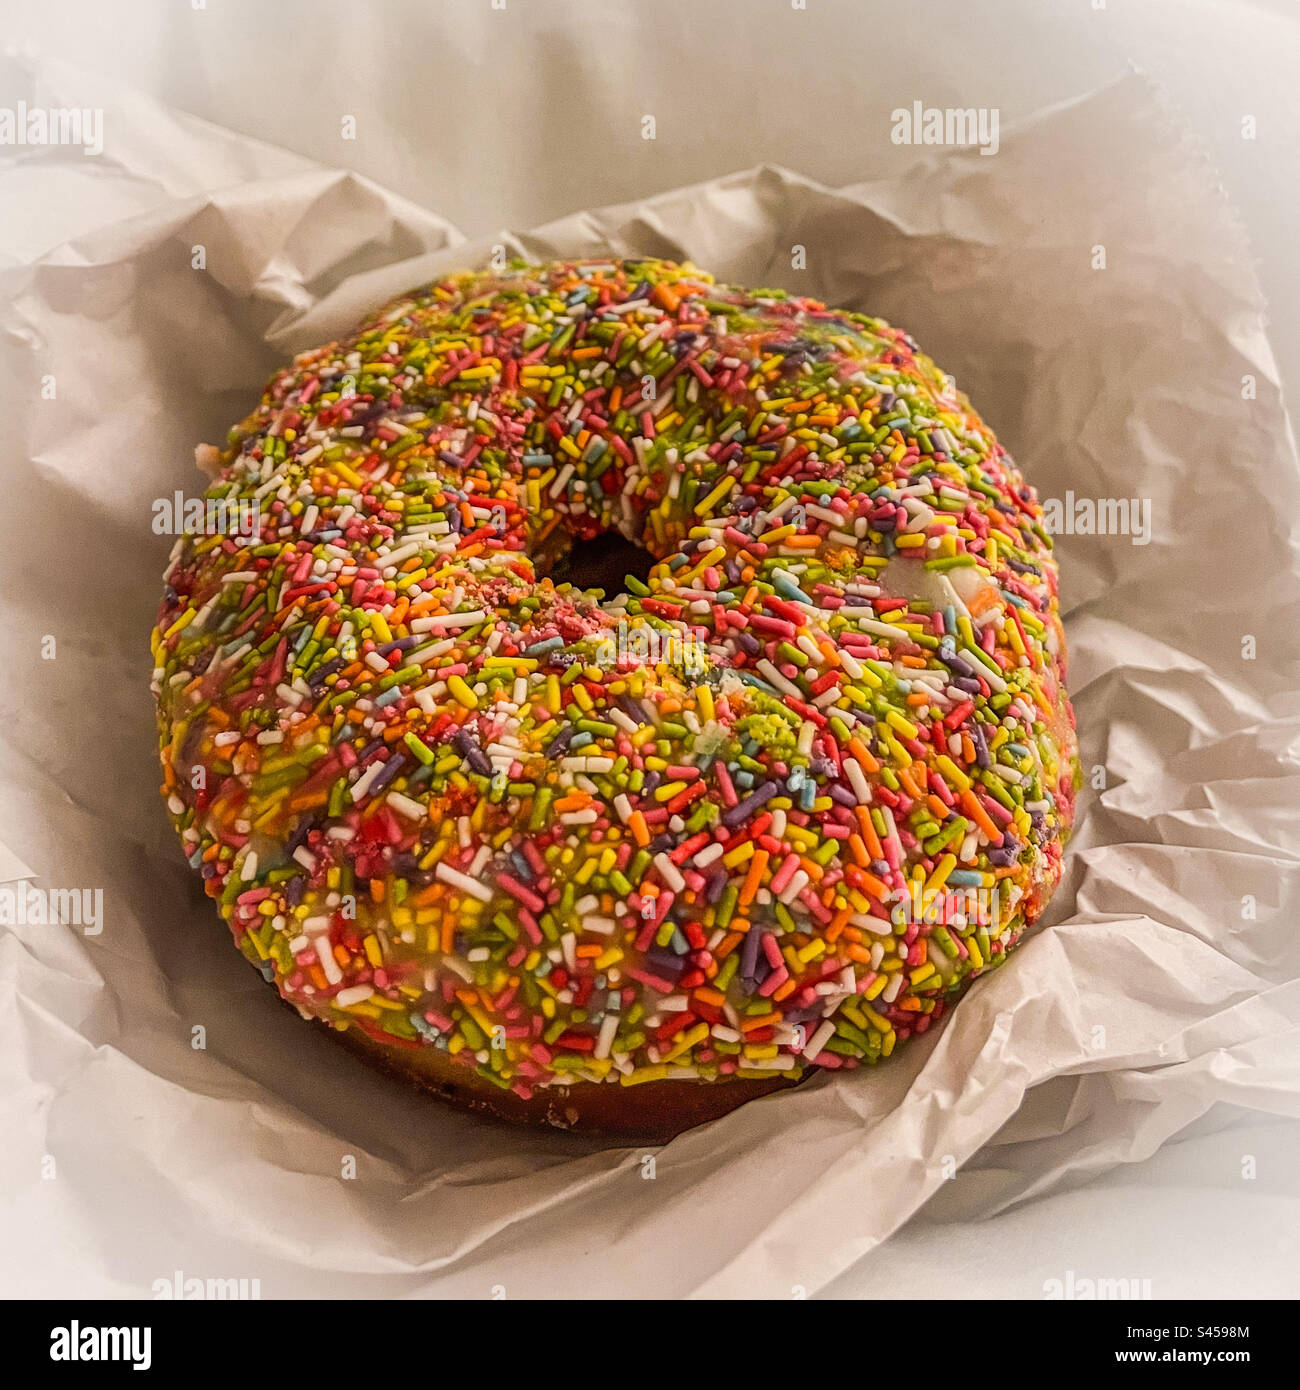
498 873 546 916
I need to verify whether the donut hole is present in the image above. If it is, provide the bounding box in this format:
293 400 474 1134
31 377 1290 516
549 529 658 600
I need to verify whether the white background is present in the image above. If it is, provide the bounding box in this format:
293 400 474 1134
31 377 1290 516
6 0 1299 409
3 0 1298 1301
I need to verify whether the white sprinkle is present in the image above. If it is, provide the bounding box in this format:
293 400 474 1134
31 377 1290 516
755 659 802 701
778 869 809 906
549 462 575 498
802 1020 837 1058
348 759 384 803
562 756 614 773
654 853 686 893
435 862 493 902
411 609 487 631
318 942 342 985
386 792 426 822
844 758 872 804
594 1013 620 1059
379 541 421 569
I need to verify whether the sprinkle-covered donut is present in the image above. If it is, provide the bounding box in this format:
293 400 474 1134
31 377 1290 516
152 257 1078 1137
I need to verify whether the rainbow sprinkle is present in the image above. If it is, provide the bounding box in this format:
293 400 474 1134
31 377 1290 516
151 258 1078 1101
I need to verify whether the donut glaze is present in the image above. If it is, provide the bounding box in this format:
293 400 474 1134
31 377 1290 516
152 258 1077 1137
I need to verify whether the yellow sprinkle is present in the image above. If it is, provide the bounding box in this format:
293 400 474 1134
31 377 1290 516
692 472 729 523
661 1022 709 1063
886 710 919 740
163 608 196 640
620 1065 669 1087
863 1005 894 1034
723 841 756 869
447 675 477 709
935 755 971 793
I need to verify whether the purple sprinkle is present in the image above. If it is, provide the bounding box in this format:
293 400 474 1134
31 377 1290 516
740 927 762 978
369 752 406 793
721 779 778 828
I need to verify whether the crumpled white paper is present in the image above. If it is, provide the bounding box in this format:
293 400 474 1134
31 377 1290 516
2 58 1299 1299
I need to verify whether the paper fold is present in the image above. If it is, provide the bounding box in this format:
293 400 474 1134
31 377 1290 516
2 63 1298 1298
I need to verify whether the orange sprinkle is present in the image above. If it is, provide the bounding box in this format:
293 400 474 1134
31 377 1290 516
740 1011 780 1033
739 849 769 907
854 805 884 860
847 737 881 774
825 906 853 942
651 283 680 312
897 767 924 800
960 789 1001 841
714 930 745 960
968 585 1001 617
858 870 890 901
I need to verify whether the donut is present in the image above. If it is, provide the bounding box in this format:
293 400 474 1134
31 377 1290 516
152 257 1078 1139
